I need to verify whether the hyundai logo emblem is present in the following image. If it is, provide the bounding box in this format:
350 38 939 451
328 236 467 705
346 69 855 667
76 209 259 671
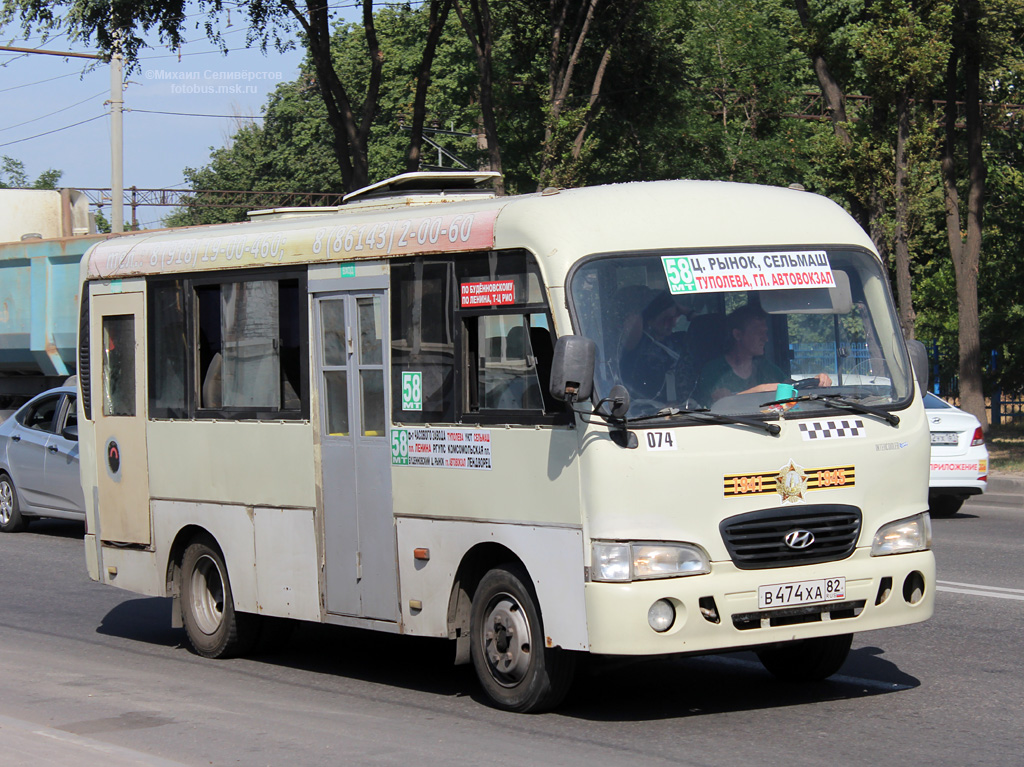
783 529 815 549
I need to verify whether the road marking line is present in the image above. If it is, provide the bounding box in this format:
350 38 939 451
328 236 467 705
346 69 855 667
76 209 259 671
937 583 1024 602
937 580 1024 595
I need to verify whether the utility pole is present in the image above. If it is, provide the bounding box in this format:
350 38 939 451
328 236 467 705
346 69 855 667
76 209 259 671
110 35 124 232
0 43 122 232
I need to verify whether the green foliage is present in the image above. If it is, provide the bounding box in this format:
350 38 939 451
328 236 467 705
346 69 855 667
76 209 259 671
0 155 62 188
93 209 111 234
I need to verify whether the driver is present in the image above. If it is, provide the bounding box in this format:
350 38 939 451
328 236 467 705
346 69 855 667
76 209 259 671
620 291 696 401
695 304 831 404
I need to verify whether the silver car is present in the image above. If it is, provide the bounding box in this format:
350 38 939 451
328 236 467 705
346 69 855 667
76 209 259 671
0 386 85 532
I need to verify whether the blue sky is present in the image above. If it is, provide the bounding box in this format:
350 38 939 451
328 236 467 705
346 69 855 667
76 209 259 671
0 9 359 228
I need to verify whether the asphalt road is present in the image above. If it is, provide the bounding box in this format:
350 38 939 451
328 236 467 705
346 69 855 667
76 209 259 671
0 491 1021 767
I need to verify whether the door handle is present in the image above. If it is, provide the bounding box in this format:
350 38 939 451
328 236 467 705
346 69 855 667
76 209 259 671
48 445 59 453
10 435 20 442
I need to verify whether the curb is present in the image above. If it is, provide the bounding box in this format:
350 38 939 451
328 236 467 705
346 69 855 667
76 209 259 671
986 474 1024 496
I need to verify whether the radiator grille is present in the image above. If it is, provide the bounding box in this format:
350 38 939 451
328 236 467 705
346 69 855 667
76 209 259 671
720 504 861 569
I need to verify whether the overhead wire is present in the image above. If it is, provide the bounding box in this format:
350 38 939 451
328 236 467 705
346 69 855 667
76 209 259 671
0 114 107 149
0 69 89 93
0 89 108 133
129 108 265 119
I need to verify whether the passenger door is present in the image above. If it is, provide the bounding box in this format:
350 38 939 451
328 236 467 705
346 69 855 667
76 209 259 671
314 290 397 621
6 393 62 511
89 290 151 545
42 394 85 514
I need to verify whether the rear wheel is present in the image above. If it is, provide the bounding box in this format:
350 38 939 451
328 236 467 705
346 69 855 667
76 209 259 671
756 634 853 682
180 535 258 658
929 495 964 517
0 473 28 533
470 564 575 712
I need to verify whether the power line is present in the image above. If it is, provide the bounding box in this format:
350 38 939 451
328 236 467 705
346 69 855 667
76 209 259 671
0 69 90 93
0 114 107 149
0 90 108 133
129 108 265 119
138 46 260 61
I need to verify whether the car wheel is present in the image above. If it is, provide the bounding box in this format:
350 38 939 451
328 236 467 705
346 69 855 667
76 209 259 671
0 473 29 533
929 495 964 517
470 563 575 712
756 633 853 682
180 534 258 659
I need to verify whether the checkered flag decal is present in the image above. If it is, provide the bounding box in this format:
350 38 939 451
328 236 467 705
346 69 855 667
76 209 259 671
798 419 865 440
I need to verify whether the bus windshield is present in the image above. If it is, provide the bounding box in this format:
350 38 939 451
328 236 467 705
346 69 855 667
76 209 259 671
569 249 913 421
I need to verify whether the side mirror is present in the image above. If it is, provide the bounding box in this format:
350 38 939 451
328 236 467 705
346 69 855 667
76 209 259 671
906 339 929 393
62 424 79 442
550 335 596 403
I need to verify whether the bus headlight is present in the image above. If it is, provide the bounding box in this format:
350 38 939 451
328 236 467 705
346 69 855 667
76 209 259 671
591 541 710 582
871 513 932 556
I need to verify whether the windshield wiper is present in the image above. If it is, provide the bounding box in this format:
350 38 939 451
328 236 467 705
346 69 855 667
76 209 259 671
760 393 900 427
626 407 781 436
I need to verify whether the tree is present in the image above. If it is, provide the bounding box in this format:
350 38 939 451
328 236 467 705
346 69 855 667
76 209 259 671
1 0 456 194
453 0 505 193
940 0 986 426
165 6 482 225
0 155 62 188
534 0 643 190
853 0 951 340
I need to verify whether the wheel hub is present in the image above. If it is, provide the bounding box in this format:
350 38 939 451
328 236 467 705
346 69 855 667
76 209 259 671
190 554 226 635
0 482 12 524
482 595 532 686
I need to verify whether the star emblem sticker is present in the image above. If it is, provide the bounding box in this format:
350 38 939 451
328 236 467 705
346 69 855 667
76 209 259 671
776 460 807 504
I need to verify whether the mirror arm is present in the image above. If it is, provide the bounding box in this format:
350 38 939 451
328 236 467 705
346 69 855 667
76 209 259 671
564 394 638 449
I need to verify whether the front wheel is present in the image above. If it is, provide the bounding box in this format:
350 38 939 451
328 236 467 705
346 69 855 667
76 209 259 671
470 564 575 712
929 495 964 517
756 633 853 682
180 534 258 658
0 473 28 533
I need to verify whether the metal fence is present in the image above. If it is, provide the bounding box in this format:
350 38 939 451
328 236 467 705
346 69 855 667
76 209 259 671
789 342 872 377
928 345 1024 425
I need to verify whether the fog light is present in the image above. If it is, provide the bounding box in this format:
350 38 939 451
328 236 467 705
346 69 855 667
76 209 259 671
903 571 926 604
648 599 676 632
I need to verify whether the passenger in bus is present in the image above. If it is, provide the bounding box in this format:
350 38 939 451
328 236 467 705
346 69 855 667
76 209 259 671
619 291 697 402
695 304 831 404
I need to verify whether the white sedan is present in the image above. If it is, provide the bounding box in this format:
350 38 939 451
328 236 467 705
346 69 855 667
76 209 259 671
925 392 988 516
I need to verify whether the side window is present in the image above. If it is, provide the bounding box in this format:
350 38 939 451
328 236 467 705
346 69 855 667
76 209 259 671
390 259 455 423
102 315 136 416
466 313 549 411
148 281 187 417
61 396 78 435
390 250 561 425
456 250 559 421
148 270 306 420
22 396 60 432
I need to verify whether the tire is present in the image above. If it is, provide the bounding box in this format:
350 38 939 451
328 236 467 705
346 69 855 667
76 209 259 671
0 473 29 533
180 534 258 659
756 633 853 682
929 495 964 517
470 564 575 712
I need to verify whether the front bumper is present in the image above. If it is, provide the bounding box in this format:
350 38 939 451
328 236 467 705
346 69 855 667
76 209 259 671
584 548 935 656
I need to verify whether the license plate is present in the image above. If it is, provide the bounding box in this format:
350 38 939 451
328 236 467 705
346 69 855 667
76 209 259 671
931 432 959 445
758 577 846 609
